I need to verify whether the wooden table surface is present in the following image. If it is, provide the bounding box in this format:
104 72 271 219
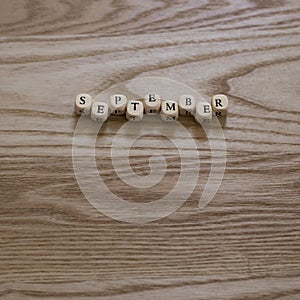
0 0 300 299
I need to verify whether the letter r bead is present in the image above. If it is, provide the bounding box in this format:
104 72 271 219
211 94 229 117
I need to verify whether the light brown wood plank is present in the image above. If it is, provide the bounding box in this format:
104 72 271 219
0 0 299 299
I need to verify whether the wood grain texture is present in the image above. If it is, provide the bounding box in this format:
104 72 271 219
0 0 300 299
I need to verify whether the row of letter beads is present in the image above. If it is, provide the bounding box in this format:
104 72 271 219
75 93 228 123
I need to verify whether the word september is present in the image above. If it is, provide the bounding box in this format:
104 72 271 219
74 94 228 123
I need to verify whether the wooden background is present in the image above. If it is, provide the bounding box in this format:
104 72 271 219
0 0 299 299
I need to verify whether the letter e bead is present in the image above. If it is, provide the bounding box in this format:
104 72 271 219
195 102 212 124
91 102 109 122
144 93 161 114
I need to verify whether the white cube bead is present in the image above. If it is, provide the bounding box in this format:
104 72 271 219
110 94 127 115
179 95 196 116
126 100 144 121
161 100 178 121
211 94 229 117
91 101 109 122
144 93 161 114
74 93 92 115
195 102 212 124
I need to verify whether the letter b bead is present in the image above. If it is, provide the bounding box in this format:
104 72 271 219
179 95 195 116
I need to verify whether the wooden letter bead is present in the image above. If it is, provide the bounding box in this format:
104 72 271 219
110 94 127 115
211 94 229 117
160 100 179 121
195 102 212 124
91 102 109 122
126 100 144 121
144 93 161 114
179 95 196 116
74 93 92 115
